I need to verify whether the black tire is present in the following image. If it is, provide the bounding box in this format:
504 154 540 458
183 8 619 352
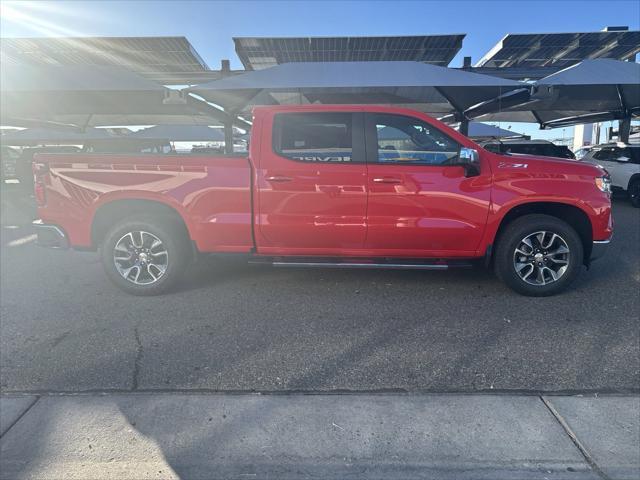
629 179 640 208
100 215 190 296
494 214 584 297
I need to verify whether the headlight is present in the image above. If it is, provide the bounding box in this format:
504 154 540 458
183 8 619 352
595 176 611 193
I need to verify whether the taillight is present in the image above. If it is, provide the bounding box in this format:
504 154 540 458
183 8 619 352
32 162 49 206
34 182 46 206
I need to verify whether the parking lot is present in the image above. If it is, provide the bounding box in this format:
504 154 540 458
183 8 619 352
1 193 638 394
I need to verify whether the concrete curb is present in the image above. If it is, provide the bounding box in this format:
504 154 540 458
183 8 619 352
1 393 638 479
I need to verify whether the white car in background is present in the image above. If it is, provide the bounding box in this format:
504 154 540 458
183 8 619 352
582 143 640 207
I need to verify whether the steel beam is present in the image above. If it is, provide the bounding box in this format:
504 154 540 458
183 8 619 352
619 117 631 143
459 118 469 136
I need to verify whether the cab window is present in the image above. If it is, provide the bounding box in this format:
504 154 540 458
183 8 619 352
369 114 460 165
273 112 356 163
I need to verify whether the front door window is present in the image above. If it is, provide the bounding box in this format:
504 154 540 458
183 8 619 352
372 114 460 165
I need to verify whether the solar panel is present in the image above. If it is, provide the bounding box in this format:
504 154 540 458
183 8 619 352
234 35 465 70
476 30 640 69
0 36 209 75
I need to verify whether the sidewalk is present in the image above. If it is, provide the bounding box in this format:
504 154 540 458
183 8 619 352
1 393 638 480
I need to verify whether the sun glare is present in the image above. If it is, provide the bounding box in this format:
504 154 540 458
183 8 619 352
1 1 87 37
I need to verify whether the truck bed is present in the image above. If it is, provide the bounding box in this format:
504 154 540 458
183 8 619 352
35 153 254 252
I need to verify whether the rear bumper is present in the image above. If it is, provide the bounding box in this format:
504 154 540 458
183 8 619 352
590 238 611 262
32 220 69 249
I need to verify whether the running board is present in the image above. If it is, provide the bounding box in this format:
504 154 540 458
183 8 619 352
273 262 451 270
249 258 473 270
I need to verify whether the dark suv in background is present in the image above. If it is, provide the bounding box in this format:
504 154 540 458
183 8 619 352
481 139 576 159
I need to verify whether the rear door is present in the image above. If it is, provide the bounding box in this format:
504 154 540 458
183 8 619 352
364 112 492 256
255 110 368 254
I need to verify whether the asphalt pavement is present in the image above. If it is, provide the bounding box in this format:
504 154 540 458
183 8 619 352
1 192 638 393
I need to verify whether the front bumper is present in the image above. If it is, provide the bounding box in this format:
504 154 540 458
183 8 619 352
589 238 611 262
32 220 69 249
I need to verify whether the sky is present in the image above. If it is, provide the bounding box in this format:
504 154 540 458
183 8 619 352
1 0 639 141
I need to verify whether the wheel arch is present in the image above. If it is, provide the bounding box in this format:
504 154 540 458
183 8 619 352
627 173 640 191
493 202 593 264
91 197 193 249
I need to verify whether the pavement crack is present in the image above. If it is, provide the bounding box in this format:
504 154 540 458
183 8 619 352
131 327 143 391
540 396 611 480
0 396 39 439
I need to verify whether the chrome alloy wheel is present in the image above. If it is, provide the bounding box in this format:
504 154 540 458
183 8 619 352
113 231 168 285
513 231 570 286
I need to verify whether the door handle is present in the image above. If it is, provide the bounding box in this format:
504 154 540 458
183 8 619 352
372 177 402 184
265 175 293 183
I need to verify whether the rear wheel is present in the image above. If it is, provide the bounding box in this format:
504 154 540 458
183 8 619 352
629 179 640 208
101 216 190 295
495 214 583 296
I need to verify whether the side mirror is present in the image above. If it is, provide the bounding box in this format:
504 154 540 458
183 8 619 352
616 156 630 162
456 147 481 177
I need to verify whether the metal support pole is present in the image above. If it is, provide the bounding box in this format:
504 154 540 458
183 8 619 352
619 117 631 143
459 117 469 136
224 118 234 154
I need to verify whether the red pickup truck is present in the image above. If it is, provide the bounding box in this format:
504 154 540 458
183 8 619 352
32 105 613 296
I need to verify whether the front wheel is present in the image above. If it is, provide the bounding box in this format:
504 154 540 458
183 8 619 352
494 214 584 297
100 216 190 295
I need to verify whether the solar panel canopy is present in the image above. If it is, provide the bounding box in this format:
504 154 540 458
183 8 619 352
0 64 244 128
0 36 209 75
187 61 523 117
0 127 125 146
476 30 640 69
234 35 465 70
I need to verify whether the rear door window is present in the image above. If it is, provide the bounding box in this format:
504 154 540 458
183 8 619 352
617 147 640 164
273 112 360 163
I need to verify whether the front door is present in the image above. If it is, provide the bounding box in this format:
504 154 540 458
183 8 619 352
256 110 368 255
364 112 492 257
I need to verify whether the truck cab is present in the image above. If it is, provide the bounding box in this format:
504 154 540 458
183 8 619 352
252 106 490 257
